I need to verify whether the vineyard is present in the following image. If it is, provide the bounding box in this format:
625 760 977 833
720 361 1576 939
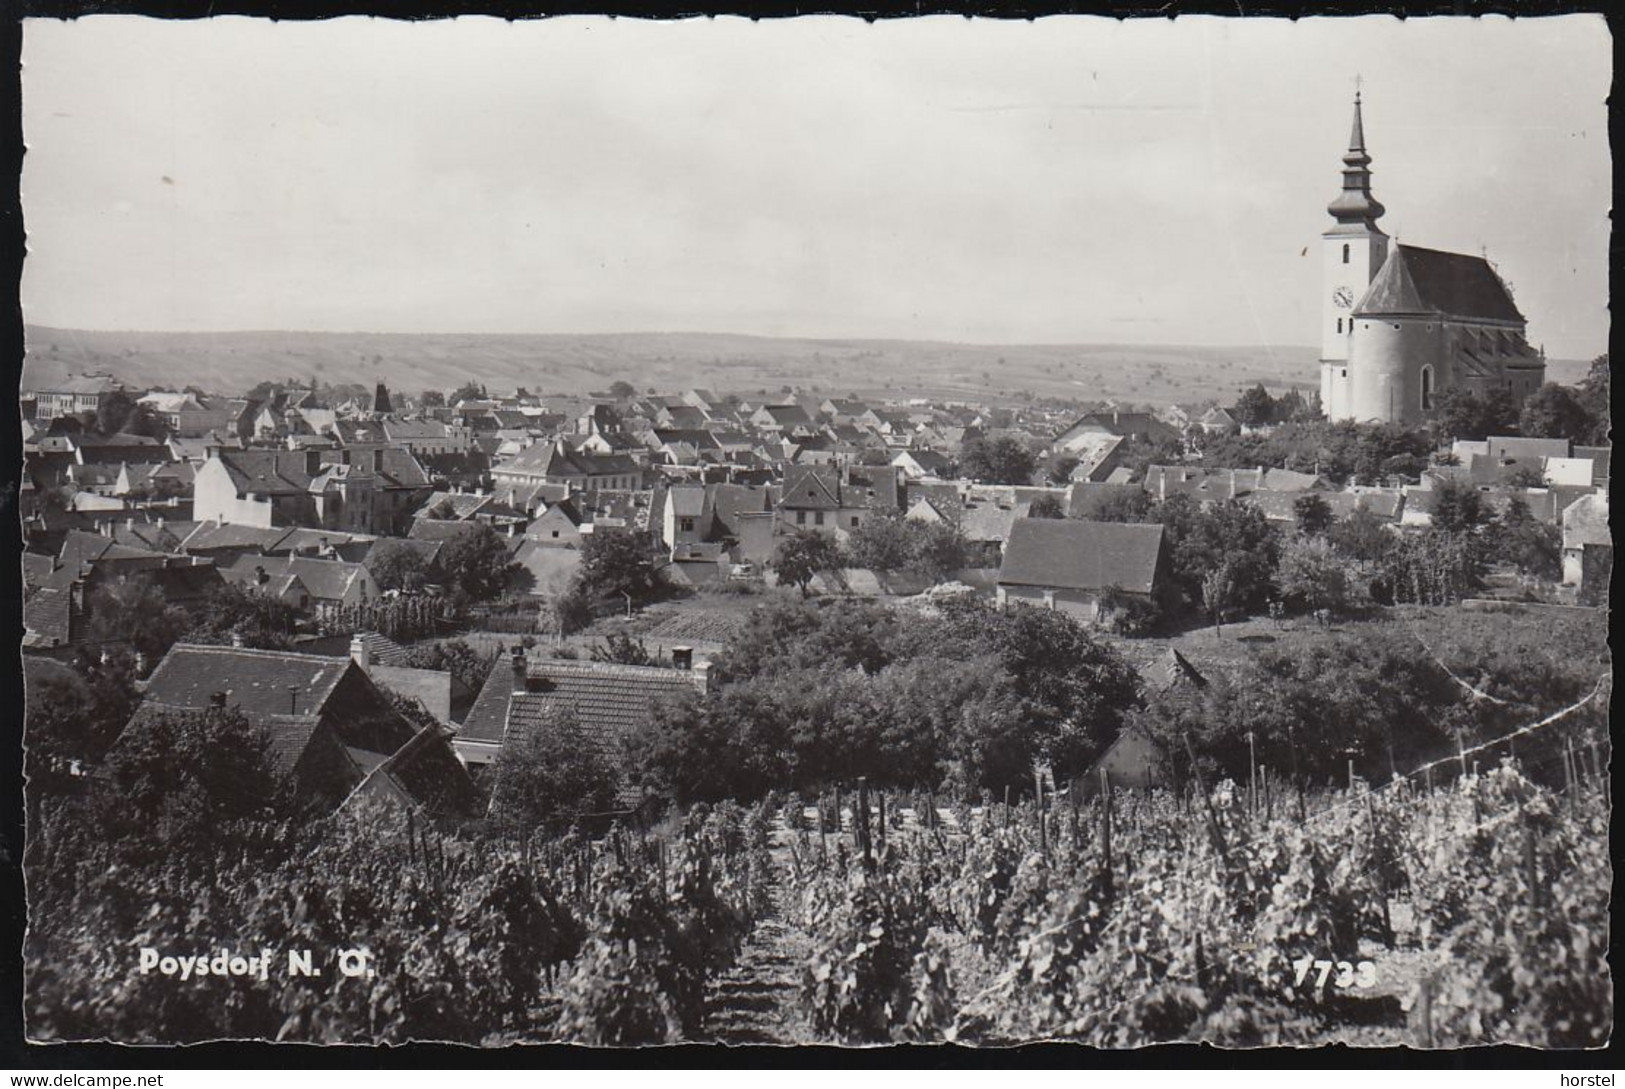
25 744 1611 1047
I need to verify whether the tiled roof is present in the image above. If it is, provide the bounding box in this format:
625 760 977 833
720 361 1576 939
460 656 699 747
143 643 354 719
22 551 55 588
222 553 367 602
383 419 453 441
667 485 706 518
178 521 297 554
998 517 1166 595
1355 244 1524 323
349 630 412 666
365 536 444 570
781 465 843 510
1259 468 1324 492
1485 436 1571 463
415 490 492 521
1573 446 1611 485
23 583 79 646
757 404 814 426
960 502 1019 543
122 701 328 776
408 519 487 542
344 724 481 818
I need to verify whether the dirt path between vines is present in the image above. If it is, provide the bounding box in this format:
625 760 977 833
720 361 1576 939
699 815 816 1045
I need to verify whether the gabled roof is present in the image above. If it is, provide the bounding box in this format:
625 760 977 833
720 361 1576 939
780 465 843 510
1486 435 1571 463
1355 244 1524 324
1259 468 1325 492
364 536 444 570
894 448 954 472
221 554 368 602
416 490 492 521
408 519 487 542
143 643 353 719
666 485 707 518
754 404 814 427
461 658 700 804
121 701 331 776
998 517 1166 595
343 724 481 818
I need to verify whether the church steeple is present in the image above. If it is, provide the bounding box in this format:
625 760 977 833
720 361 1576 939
1327 91 1386 233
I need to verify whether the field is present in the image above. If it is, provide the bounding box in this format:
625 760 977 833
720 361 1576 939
27 325 1326 408
21 325 1595 408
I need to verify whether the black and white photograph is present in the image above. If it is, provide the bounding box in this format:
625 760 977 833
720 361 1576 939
12 12 1613 1053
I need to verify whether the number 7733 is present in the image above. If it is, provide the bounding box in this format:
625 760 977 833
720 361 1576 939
1292 957 1377 994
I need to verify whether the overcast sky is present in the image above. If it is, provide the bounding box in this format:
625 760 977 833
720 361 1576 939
20 14 1612 356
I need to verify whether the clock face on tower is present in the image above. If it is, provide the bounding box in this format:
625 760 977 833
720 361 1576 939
1332 286 1355 309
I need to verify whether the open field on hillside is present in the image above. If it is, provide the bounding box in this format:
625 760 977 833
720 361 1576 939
24 326 1592 410
23 326 1344 408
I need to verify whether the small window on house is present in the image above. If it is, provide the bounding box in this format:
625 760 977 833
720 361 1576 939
1336 318 1343 334
851 516 860 527
796 510 806 525
1342 244 1350 264
1341 369 1347 378
551 530 559 539
814 511 825 526
1420 365 1435 412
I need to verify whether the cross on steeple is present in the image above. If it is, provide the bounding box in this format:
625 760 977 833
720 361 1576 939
1354 73 1363 100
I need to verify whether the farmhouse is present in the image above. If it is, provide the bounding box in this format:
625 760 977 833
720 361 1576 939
996 517 1171 622
453 648 710 803
123 642 475 815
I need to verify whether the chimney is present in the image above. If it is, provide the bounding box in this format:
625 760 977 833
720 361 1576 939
373 448 385 473
672 646 694 671
287 686 299 715
305 449 322 477
510 645 527 694
693 660 715 695
341 449 352 466
349 634 370 670
69 579 85 613
255 565 269 586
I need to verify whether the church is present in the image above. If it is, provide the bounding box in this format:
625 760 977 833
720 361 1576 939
1318 93 1546 426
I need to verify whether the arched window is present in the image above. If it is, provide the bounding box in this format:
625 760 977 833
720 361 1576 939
1420 365 1435 412
1342 244 1350 264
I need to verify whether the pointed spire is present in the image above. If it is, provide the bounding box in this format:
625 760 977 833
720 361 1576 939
1327 88 1385 233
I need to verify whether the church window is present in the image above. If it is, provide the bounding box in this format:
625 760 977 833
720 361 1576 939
1342 244 1350 264
1336 319 1342 334
1420 366 1435 412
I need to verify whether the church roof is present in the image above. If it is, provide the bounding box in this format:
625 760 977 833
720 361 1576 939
1355 244 1524 324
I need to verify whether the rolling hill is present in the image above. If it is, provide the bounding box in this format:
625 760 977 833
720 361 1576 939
17 327 1593 408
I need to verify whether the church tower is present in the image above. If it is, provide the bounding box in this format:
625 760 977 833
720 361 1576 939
1320 91 1389 419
